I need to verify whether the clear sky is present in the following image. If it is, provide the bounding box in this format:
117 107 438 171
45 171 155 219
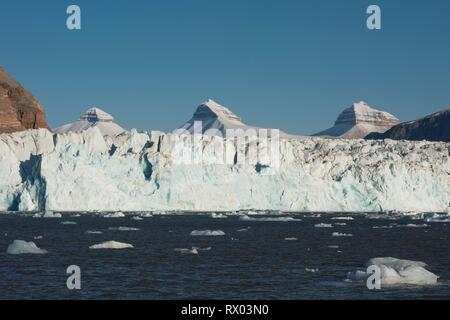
1 0 449 135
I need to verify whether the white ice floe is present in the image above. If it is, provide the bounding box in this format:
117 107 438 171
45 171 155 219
237 227 251 232
174 247 199 255
132 216 143 221
372 225 394 229
89 241 134 249
284 237 298 241
347 257 439 286
6 240 48 255
85 230 103 234
305 268 319 273
402 224 428 228
315 223 333 228
331 217 354 221
103 212 126 218
334 223 347 226
32 211 62 219
332 232 353 237
422 212 450 223
239 215 301 222
34 235 43 240
211 213 227 219
190 230 225 236
61 221 77 225
140 213 154 218
108 226 140 231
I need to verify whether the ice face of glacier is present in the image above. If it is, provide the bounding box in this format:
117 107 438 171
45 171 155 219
0 127 449 213
53 107 126 137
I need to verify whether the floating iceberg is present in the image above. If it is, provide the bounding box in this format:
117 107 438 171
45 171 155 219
211 213 227 219
422 212 450 223
174 247 199 255
89 241 134 249
32 211 62 219
103 212 125 218
332 232 353 237
108 226 140 231
347 257 439 286
6 240 48 255
190 230 225 236
315 223 333 228
239 215 301 222
85 230 103 234
61 221 77 225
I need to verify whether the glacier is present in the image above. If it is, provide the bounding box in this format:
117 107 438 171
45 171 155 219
0 127 449 213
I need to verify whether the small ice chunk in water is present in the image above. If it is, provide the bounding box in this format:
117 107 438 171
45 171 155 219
61 221 77 225
347 257 438 286
305 268 319 273
285 237 298 241
239 215 301 222
140 213 154 218
85 230 103 234
89 241 134 249
421 212 449 223
237 227 250 232
190 230 225 236
315 223 333 228
103 212 125 218
43 211 62 218
332 232 353 237
108 226 140 231
34 235 43 240
211 213 227 219
174 247 199 255
6 240 48 255
331 216 354 221
33 211 62 218
132 216 143 221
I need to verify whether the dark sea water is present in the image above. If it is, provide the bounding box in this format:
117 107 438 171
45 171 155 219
0 212 449 300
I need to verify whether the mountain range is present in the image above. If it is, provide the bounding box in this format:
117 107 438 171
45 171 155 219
0 66 449 143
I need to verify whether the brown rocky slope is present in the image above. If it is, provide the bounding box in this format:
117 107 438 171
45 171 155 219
0 66 49 133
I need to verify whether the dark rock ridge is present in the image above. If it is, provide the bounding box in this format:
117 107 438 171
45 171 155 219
0 66 49 133
366 109 450 142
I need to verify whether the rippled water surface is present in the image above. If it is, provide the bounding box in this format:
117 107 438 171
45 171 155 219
0 212 449 299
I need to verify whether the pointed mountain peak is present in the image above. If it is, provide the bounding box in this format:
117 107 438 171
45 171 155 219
54 107 125 136
194 99 242 123
313 101 400 139
80 107 115 123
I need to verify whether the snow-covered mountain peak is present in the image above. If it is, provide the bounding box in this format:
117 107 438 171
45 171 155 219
80 107 115 123
194 99 243 124
314 101 400 139
54 107 126 137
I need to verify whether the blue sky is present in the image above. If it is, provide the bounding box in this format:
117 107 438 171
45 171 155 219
1 0 449 135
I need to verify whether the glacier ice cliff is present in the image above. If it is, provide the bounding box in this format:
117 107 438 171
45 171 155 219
0 127 449 213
